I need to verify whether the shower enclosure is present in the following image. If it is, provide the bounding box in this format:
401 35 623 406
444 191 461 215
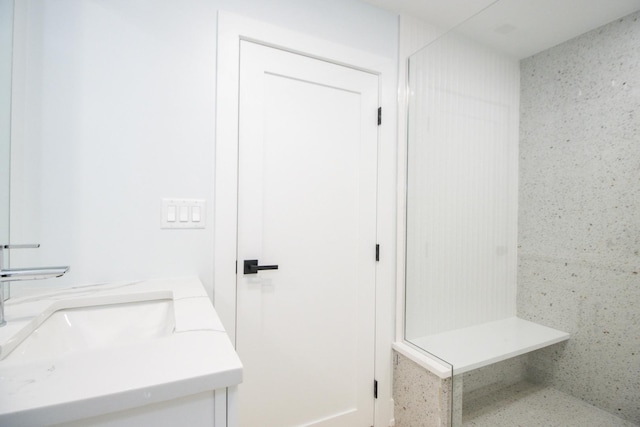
402 1 640 426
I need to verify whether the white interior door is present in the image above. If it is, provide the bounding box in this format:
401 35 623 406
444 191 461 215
236 40 379 427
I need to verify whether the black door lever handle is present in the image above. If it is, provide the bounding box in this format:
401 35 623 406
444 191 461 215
243 259 279 275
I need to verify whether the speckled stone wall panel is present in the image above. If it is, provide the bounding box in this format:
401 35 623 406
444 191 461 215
393 351 452 427
518 10 640 424
462 355 527 399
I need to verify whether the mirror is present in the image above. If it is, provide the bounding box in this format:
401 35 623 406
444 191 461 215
0 0 12 248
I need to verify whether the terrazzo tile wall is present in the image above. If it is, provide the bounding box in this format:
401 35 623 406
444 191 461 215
462 355 527 402
393 352 454 427
518 10 640 424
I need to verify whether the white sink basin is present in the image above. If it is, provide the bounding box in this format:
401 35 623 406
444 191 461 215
0 289 176 362
6 299 175 363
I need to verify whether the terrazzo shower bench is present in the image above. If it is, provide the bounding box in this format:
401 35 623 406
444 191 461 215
392 317 569 427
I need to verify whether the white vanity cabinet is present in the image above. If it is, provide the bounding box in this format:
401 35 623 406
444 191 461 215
0 278 242 427
60 387 238 427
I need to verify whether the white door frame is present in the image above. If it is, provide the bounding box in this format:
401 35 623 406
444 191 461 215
214 11 397 427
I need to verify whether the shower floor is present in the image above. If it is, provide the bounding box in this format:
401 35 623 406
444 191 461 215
462 381 638 427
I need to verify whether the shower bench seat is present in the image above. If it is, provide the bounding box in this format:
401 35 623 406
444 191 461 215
401 316 569 376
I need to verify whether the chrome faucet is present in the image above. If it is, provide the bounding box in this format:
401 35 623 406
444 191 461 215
0 244 69 327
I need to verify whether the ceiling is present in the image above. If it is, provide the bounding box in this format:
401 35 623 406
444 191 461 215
362 0 640 58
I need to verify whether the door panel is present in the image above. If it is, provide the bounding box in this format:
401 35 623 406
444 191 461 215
236 41 378 427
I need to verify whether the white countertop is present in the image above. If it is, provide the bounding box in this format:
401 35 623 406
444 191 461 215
0 277 243 426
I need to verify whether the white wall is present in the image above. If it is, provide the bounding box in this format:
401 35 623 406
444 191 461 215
9 0 398 299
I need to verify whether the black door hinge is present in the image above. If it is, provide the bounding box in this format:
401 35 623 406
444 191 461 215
374 379 378 399
377 107 382 125
375 244 380 262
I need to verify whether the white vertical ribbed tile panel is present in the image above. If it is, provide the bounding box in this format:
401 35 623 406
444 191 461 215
404 27 520 340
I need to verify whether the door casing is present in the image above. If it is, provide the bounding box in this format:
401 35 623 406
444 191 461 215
214 11 397 427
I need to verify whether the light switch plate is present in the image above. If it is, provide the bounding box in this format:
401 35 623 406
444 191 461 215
161 199 206 229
